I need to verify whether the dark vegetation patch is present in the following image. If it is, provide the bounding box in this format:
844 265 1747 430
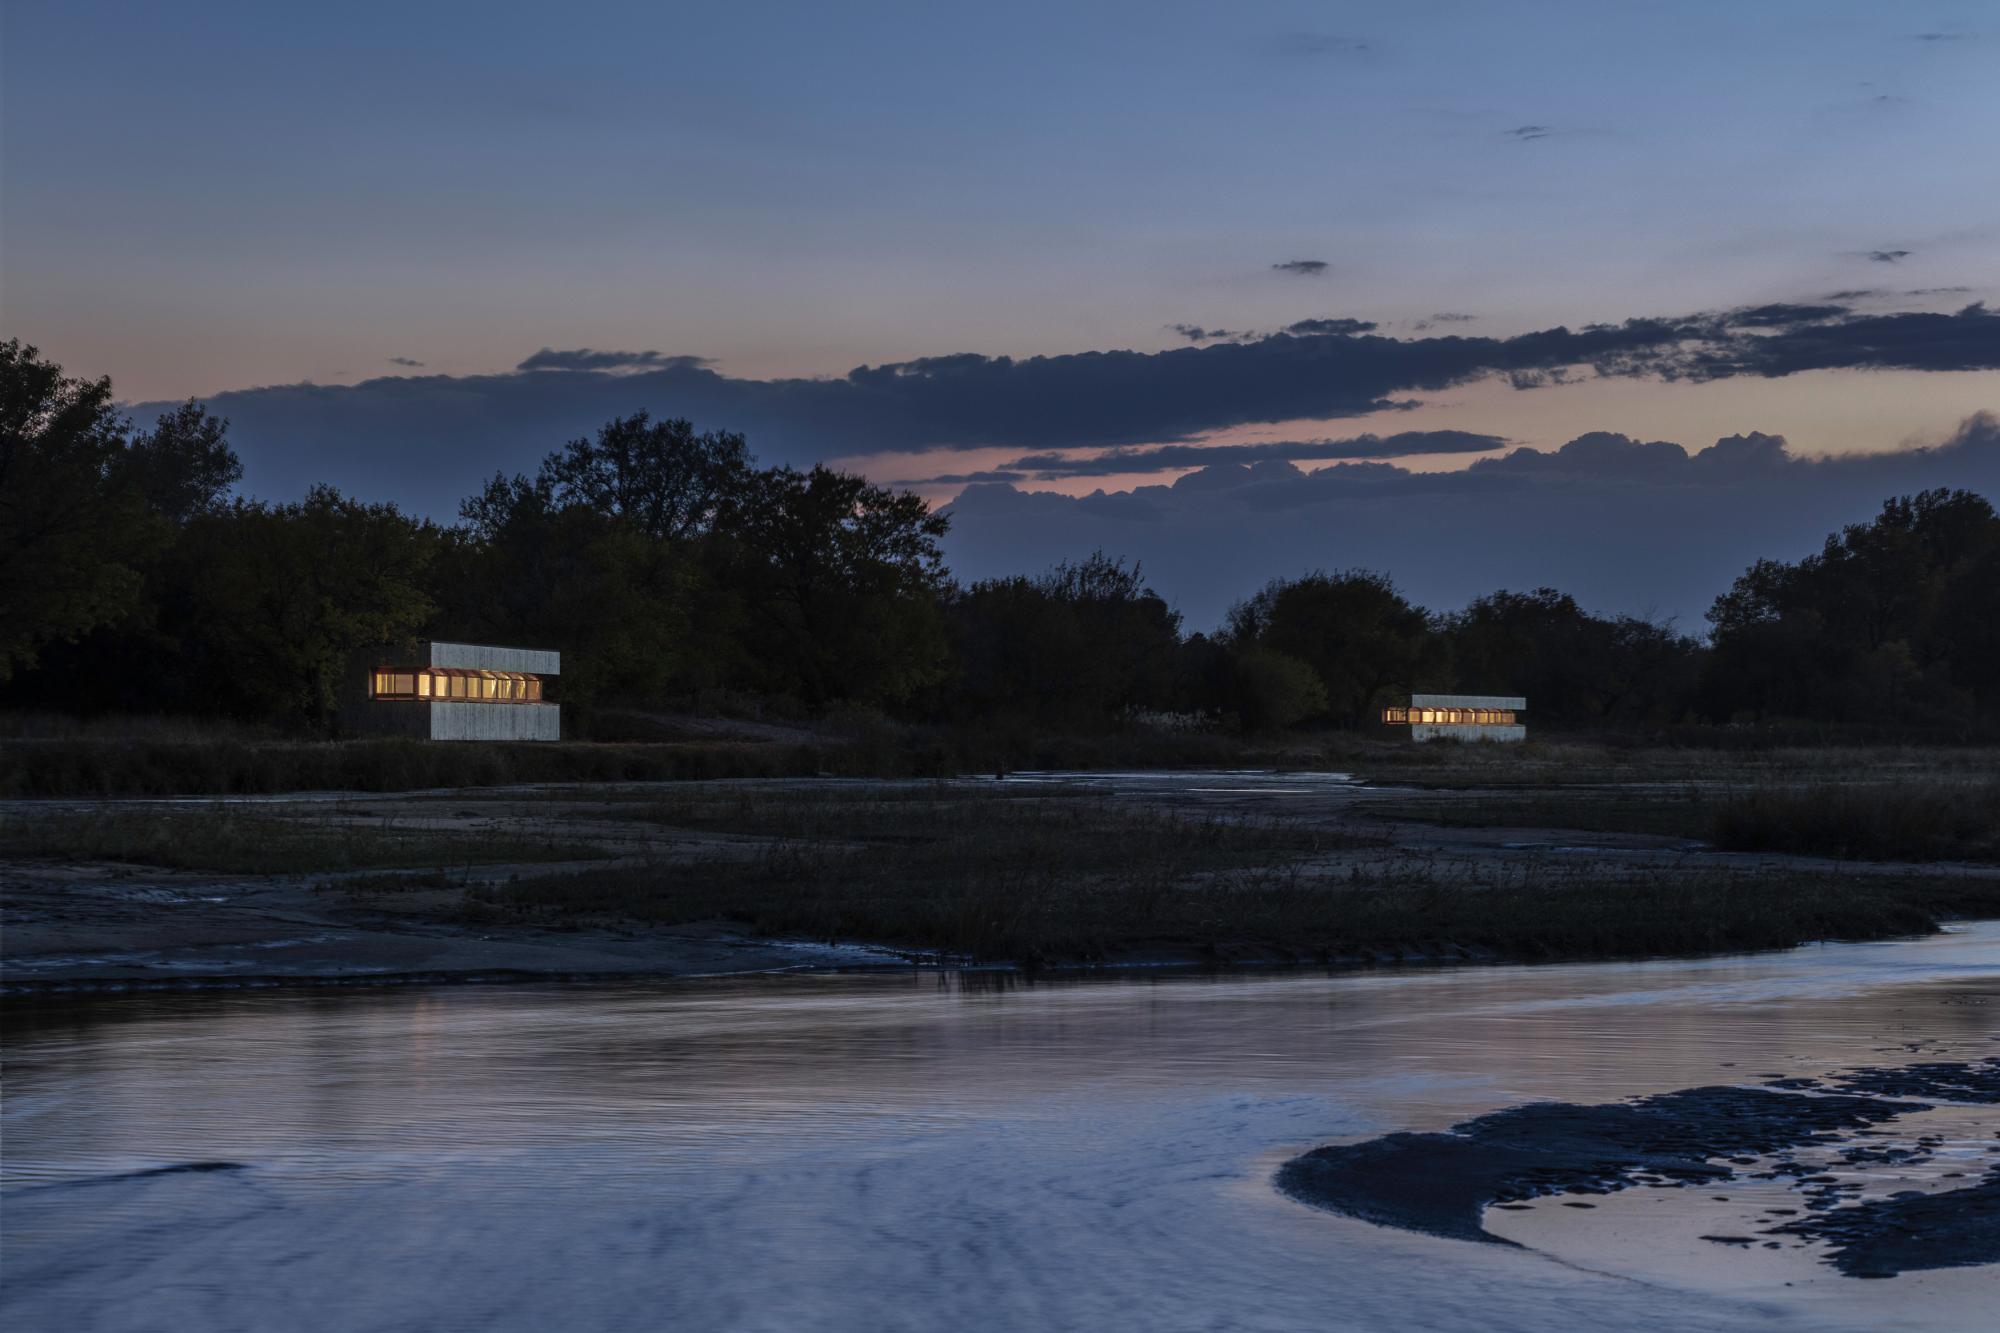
1711 780 2000 861
0 736 844 799
1362 790 1715 839
1277 1086 1920 1245
0 728 1355 799
1369 776 2000 862
461 787 1999 964
0 810 605 875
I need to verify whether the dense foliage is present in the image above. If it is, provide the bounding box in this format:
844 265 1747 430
3 341 1995 737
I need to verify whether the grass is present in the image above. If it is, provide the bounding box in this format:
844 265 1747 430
8 711 2000 803
454 790 2000 965
10 770 1996 972
0 736 846 799
0 809 609 875
1711 780 2000 862
1369 775 2000 863
1360 790 1717 840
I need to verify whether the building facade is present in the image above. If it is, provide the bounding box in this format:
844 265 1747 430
349 641 561 741
1382 692 1526 743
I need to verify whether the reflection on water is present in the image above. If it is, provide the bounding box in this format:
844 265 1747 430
5 927 1998 1332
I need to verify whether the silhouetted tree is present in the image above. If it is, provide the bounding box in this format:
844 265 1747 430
0 341 161 681
727 464 952 708
538 413 749 542
1224 571 1444 723
120 399 242 524
1441 588 1698 729
160 487 441 726
946 553 1182 727
443 474 700 717
1701 489 2000 725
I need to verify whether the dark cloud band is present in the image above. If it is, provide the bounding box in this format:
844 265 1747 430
937 414 2000 631
898 430 1507 484
143 301 2000 519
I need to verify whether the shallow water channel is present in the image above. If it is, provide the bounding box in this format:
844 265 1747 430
6 927 1998 1331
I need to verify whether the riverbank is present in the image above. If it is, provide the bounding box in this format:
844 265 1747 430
7 768 2000 992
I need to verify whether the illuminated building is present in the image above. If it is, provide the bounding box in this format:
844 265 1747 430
1381 693 1526 742
350 641 560 740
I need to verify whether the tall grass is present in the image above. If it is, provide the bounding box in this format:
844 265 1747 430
1711 780 2000 861
464 795 1998 965
0 809 607 874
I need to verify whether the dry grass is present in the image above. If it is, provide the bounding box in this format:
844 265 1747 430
1369 773 2000 862
1360 789 1716 840
462 792 1998 965
0 809 607 875
1711 780 2000 861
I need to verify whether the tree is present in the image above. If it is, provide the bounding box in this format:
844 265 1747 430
444 472 701 719
161 487 441 727
1701 489 2000 725
539 413 749 541
0 340 159 681
947 553 1183 727
120 399 242 523
1440 588 1698 729
1225 570 1443 723
1228 647 1328 731
729 465 951 708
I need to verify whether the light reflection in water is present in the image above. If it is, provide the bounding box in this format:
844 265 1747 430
4 926 1997 1332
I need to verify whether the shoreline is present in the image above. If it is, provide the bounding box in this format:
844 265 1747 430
10 919 1991 1000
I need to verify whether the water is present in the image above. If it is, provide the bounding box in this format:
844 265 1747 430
5 928 1998 1331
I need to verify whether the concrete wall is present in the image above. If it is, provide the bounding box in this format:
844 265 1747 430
426 642 561 676
1411 723 1527 743
426 701 561 741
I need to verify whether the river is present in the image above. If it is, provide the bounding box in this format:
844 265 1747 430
5 926 1997 1331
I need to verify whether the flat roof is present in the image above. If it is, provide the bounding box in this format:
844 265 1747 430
1410 692 1526 711
424 641 561 676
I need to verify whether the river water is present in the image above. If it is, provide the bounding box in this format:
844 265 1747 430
5 928 1998 1331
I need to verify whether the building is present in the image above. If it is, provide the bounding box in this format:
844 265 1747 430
349 641 561 740
1382 693 1526 743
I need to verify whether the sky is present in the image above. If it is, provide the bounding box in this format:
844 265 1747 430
5 1 1997 627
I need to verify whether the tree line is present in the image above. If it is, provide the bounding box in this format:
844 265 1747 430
4 340 1996 738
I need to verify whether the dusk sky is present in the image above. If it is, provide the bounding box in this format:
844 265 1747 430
7 1 1997 625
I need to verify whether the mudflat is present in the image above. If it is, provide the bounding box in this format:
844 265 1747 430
5 760 1998 991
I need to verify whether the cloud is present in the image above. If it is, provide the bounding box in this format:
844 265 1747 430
1868 249 1913 263
1174 317 1372 341
937 415 2000 630
1412 312 1476 330
1272 260 1329 276
388 356 425 368
515 348 712 372
1284 317 1376 336
905 469 1029 486
936 430 1508 482
1505 125 1552 141
142 300 2000 519
1720 303 1847 327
